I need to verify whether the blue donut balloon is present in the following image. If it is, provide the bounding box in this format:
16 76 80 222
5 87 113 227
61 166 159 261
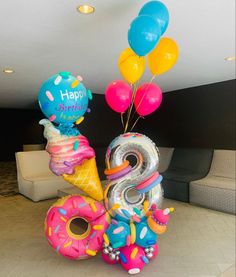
38 72 89 125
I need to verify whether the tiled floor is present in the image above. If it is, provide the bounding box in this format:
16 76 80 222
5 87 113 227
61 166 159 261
0 195 235 277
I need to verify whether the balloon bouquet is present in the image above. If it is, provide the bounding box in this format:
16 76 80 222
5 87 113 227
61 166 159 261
39 1 178 275
103 1 178 273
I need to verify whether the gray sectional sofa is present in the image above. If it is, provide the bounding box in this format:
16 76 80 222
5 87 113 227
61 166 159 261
190 150 235 214
162 148 213 202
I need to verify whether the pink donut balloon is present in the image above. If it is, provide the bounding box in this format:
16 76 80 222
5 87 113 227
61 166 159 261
45 195 110 260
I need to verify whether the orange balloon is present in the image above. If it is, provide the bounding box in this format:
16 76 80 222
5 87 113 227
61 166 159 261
118 48 145 84
148 37 179 75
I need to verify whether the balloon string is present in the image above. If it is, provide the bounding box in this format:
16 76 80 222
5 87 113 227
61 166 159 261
129 74 157 124
130 116 142 132
120 112 124 129
124 82 138 133
150 74 156 83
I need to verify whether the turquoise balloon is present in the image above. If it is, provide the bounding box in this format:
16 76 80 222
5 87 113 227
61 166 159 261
135 220 157 248
106 220 130 248
128 15 161 57
139 1 169 35
38 72 89 125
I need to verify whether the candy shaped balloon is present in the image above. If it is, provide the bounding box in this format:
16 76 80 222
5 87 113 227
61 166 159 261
38 72 91 125
104 132 163 221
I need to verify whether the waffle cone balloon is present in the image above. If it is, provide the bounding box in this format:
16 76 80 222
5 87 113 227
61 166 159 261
63 157 103 201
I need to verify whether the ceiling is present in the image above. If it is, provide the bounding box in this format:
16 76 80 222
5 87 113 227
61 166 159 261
0 0 235 108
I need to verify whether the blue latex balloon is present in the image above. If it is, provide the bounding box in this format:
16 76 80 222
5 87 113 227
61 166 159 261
128 15 161 57
38 72 89 125
139 1 169 35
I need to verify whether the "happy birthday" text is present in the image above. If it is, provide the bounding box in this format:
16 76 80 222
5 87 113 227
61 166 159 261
60 90 87 101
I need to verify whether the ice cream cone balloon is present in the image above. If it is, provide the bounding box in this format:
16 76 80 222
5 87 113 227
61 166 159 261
63 157 104 201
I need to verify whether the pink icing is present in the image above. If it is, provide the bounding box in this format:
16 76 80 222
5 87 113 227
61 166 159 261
46 135 95 175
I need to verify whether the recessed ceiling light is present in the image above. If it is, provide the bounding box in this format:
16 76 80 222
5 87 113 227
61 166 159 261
3 68 14 74
77 4 95 14
224 56 236 61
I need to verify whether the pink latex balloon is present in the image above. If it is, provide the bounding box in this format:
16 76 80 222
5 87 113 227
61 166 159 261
119 244 146 274
101 252 118 265
150 243 158 260
134 83 162 116
105 80 132 113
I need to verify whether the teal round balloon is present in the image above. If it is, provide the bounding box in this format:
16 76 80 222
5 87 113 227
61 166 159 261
139 1 169 35
38 72 89 125
128 15 161 57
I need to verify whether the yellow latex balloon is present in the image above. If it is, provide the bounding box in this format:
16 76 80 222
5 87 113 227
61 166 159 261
118 48 145 84
63 157 104 201
148 37 179 75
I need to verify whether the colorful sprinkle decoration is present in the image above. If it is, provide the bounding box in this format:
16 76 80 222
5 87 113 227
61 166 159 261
132 215 141 223
87 89 93 100
58 208 67 216
133 207 141 216
73 140 79 151
54 75 62 85
49 114 56 122
71 79 79 88
121 209 131 218
113 226 124 234
141 255 149 264
120 253 127 264
46 90 54 101
111 219 118 225
131 247 138 259
77 75 83 81
75 116 84 125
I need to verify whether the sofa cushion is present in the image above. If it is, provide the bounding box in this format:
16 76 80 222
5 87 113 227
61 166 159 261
168 148 213 176
158 147 174 173
209 150 235 179
191 176 235 190
16 150 54 178
162 148 213 202
190 183 235 214
162 179 189 202
163 169 207 182
16 150 71 201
